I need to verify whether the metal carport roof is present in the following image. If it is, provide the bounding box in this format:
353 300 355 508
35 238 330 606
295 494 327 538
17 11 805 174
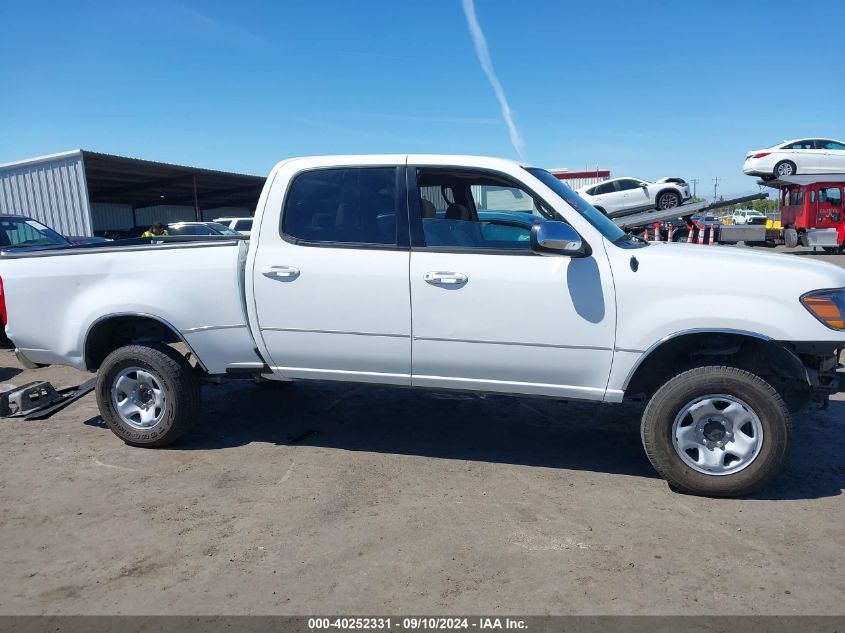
80 151 265 210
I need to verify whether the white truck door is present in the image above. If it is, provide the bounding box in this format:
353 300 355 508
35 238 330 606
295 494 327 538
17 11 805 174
408 166 616 400
250 163 412 385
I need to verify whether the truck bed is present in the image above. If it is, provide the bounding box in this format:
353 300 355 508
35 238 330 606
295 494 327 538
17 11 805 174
1 238 259 373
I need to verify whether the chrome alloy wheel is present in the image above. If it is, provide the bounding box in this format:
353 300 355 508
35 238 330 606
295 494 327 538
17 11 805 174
672 394 763 476
111 367 167 429
659 193 680 210
775 162 795 177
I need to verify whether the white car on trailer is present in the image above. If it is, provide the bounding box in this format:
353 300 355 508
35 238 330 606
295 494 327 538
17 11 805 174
578 177 691 216
743 138 845 178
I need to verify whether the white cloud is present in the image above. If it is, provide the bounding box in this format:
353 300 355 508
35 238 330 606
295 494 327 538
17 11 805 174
461 0 526 161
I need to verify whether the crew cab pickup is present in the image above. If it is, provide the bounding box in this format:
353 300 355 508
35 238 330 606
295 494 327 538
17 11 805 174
2 155 844 497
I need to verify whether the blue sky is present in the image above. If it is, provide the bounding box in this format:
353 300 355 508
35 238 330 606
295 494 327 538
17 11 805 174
1 0 843 195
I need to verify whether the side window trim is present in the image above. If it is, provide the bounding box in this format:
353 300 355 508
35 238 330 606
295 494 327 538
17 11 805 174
279 164 410 250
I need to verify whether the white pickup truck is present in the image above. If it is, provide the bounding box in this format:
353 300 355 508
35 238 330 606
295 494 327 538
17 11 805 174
2 155 844 497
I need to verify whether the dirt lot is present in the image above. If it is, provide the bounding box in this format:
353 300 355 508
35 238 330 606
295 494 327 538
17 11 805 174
1 248 843 615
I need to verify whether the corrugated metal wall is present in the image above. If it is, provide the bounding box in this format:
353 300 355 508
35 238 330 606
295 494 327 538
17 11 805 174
90 204 252 231
203 207 251 221
91 202 134 230
132 206 252 227
0 153 93 236
135 205 198 227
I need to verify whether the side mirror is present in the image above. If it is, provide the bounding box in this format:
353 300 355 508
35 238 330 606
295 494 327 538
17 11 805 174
530 221 584 256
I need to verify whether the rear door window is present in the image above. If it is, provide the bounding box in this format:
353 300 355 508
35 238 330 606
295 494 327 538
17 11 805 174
615 179 640 191
593 181 616 195
783 140 814 150
282 167 403 246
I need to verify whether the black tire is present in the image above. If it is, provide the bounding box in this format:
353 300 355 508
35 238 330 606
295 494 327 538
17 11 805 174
773 160 796 178
594 206 607 216
783 227 799 248
672 230 690 243
657 191 681 210
96 343 201 447
641 366 791 498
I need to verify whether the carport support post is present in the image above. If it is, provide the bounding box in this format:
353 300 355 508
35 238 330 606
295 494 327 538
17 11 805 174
192 175 201 221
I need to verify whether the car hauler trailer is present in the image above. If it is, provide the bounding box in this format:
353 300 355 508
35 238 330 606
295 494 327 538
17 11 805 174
613 192 770 244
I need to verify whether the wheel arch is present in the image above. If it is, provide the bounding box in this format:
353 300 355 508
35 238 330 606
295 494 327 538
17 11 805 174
84 313 207 373
622 329 807 397
655 187 682 204
774 159 797 175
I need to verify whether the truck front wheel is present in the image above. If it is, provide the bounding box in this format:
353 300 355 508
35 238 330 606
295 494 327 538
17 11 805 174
641 366 791 497
96 343 201 447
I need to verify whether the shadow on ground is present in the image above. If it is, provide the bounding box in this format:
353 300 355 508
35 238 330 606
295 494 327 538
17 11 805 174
90 380 656 479
83 380 845 499
0 366 22 382
789 250 843 257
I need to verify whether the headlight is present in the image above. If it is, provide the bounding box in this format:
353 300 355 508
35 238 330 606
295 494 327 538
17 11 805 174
801 289 845 330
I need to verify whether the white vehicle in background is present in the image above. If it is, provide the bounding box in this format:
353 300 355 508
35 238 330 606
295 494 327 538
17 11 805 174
213 217 253 236
166 222 241 236
730 209 767 225
743 138 845 179
578 177 691 216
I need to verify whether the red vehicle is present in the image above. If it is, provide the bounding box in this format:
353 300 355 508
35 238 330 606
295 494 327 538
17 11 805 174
777 175 845 253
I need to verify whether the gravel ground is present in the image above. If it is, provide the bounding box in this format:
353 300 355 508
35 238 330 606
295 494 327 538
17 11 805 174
0 248 843 615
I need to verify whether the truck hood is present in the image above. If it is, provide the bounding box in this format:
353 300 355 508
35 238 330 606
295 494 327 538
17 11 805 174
632 243 845 293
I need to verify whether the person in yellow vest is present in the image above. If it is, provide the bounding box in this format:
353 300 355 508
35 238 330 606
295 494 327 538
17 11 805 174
142 222 169 238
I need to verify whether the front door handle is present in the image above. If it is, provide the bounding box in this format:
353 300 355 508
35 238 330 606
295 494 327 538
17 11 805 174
261 265 300 279
424 271 468 285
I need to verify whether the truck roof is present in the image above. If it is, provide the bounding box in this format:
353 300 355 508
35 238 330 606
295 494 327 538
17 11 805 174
273 154 530 173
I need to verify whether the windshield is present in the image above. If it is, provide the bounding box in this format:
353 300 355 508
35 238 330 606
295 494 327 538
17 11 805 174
525 168 626 242
0 217 70 249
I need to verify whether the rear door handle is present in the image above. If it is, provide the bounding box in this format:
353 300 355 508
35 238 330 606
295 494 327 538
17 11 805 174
424 271 468 285
261 265 300 279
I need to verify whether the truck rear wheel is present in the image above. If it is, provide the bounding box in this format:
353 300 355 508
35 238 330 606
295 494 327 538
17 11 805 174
96 343 200 447
641 366 791 497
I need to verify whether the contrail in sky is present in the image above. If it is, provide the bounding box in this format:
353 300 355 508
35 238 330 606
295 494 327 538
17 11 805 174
461 0 526 161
